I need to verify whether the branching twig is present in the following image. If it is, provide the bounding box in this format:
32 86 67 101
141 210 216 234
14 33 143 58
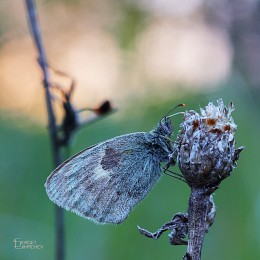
177 100 244 259
25 3 115 260
138 100 244 260
25 1 64 259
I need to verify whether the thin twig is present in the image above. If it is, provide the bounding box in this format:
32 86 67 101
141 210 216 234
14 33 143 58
24 1 65 259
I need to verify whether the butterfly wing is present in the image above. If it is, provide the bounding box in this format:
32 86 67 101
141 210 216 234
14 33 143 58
45 132 163 224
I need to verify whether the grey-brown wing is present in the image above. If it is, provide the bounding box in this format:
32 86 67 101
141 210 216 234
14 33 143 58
45 132 162 224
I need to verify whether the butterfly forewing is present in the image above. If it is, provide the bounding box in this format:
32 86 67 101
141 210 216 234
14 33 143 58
45 132 163 224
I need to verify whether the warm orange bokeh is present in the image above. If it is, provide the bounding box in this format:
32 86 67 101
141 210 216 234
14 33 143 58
0 0 233 122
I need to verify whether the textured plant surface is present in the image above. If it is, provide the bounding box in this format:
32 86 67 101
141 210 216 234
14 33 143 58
139 99 244 260
177 99 244 188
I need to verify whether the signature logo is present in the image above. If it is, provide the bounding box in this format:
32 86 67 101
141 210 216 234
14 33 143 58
13 238 43 249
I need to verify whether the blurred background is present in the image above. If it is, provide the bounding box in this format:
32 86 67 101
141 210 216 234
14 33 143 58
0 0 259 259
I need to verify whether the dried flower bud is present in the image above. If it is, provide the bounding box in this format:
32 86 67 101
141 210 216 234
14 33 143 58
176 99 244 188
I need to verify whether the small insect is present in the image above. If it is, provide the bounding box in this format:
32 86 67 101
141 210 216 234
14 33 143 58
45 104 185 224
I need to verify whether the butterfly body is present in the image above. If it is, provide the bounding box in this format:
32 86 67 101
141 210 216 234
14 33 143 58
45 118 175 224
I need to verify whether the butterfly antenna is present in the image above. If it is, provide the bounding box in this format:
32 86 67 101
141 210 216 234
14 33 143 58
160 103 186 124
165 104 186 117
167 111 185 118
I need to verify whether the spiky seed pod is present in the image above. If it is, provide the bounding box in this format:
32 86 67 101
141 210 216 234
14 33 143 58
176 99 244 188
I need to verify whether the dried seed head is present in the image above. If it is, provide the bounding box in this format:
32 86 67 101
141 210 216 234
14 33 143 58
176 99 244 188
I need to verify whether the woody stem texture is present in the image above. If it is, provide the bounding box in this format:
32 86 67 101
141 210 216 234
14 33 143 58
184 188 210 260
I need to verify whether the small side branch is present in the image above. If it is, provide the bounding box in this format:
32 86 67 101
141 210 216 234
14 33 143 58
138 193 216 259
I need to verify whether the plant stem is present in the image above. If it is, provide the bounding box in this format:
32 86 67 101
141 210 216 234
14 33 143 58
25 1 64 259
184 188 210 260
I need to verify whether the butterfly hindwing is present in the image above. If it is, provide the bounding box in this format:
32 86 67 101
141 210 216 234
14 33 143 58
45 132 163 224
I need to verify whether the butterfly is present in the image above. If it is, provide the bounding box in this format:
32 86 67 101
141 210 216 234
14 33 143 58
45 105 184 224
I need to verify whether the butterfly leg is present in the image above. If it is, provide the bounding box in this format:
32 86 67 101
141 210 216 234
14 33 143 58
138 213 188 245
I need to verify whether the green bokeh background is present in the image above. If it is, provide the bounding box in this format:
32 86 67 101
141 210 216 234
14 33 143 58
1 88 259 260
1 1 260 260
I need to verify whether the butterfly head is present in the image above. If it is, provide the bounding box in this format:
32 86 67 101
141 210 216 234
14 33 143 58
154 104 185 138
157 117 173 137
